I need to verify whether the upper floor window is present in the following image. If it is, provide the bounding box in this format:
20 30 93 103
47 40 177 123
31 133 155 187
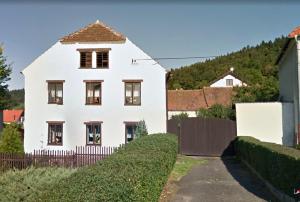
123 80 142 105
96 51 109 68
47 81 64 104
226 79 233 86
47 121 64 146
85 80 102 105
80 51 92 68
85 122 102 145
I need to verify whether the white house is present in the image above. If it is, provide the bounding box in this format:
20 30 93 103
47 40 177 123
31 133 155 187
209 69 247 88
276 26 300 146
22 20 167 152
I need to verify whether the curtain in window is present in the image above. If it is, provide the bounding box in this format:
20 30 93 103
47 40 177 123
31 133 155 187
87 125 93 144
94 124 101 144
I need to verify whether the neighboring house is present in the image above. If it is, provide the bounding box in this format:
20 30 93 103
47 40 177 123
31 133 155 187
276 26 300 145
209 69 247 88
3 109 24 125
168 87 232 119
22 20 167 152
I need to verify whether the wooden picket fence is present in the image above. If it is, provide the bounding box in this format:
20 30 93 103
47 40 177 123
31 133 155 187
0 146 119 172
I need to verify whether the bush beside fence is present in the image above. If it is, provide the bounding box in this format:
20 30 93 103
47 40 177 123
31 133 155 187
235 136 300 198
38 133 178 202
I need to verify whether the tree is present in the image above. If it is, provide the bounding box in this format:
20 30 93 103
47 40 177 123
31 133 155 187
196 104 235 120
135 120 148 139
0 46 12 110
0 123 24 153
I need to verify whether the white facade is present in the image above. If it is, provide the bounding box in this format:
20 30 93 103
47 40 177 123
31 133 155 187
210 74 246 88
23 39 167 152
236 102 294 146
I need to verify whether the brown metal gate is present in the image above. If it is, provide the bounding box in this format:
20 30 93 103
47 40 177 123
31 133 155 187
167 117 236 156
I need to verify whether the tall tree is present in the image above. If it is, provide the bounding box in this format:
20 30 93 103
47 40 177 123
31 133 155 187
0 45 12 109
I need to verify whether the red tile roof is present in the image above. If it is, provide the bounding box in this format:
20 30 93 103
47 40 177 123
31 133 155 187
288 26 300 38
168 87 233 111
3 110 24 123
60 20 126 43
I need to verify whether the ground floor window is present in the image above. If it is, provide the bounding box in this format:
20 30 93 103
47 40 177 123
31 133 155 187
48 122 63 145
86 122 102 145
125 122 138 143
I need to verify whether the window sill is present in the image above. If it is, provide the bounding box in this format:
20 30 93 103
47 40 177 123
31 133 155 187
79 67 108 69
48 102 63 105
85 103 102 105
47 144 63 146
86 144 102 146
124 104 141 106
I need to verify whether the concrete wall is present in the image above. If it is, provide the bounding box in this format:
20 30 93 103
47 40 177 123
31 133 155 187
23 39 167 152
236 102 294 146
168 111 196 120
210 75 246 87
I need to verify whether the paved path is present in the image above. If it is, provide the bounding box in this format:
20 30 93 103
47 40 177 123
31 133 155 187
171 157 278 202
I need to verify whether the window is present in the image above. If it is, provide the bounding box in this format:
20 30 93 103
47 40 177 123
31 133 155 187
226 79 233 86
125 123 137 143
80 52 92 68
96 51 109 68
85 81 102 105
124 81 141 105
48 81 64 104
86 122 101 145
48 122 63 145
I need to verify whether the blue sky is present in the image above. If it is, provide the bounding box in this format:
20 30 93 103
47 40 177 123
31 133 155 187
1 2 300 89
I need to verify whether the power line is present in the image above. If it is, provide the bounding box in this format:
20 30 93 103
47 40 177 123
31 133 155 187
132 55 219 63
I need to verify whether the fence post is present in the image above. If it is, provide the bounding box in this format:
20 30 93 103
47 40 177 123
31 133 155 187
177 121 181 154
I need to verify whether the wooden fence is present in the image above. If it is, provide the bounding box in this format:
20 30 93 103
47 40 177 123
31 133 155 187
0 146 118 172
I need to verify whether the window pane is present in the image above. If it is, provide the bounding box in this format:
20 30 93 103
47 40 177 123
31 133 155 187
87 125 94 144
125 83 133 104
133 83 141 104
94 124 101 144
94 84 101 104
56 83 63 103
126 125 134 142
80 52 86 67
49 125 56 143
55 124 62 144
48 84 56 103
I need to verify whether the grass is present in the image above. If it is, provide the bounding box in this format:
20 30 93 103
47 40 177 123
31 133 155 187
0 167 76 202
159 155 206 202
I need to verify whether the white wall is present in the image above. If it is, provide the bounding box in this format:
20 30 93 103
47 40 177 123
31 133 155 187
23 39 167 152
236 102 294 146
210 74 246 87
168 111 196 120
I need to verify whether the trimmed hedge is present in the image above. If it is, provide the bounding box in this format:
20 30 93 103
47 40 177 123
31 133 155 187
235 136 300 197
38 133 177 202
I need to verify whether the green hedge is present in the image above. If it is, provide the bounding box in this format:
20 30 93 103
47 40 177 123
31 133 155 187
235 136 300 197
38 133 177 202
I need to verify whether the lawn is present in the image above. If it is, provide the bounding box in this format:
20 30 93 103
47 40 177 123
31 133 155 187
0 167 76 202
159 155 206 202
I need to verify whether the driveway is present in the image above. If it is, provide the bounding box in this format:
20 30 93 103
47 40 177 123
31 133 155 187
170 157 278 202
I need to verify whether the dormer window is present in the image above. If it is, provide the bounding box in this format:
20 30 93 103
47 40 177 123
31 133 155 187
96 51 109 68
78 48 110 69
226 79 233 86
80 51 92 68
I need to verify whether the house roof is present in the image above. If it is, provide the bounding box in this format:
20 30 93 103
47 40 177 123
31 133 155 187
60 20 126 43
168 87 233 111
275 26 299 65
3 110 24 123
208 71 246 86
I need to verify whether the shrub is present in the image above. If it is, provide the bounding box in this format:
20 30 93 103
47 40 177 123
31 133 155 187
38 133 177 202
135 120 148 138
0 123 23 153
235 136 300 197
0 167 76 201
196 104 235 120
171 112 189 122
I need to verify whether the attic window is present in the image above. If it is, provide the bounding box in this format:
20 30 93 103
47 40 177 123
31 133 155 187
80 52 92 68
96 51 109 68
226 79 233 86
